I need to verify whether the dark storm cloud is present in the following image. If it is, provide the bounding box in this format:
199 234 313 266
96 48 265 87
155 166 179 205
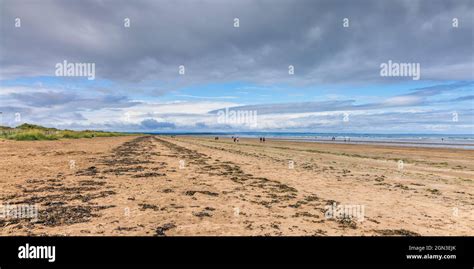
1 0 472 85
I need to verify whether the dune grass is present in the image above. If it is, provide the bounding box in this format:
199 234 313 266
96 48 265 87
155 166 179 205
0 123 129 141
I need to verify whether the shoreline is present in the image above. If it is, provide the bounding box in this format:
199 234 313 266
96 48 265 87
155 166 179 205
144 133 474 150
175 135 474 150
271 138 474 150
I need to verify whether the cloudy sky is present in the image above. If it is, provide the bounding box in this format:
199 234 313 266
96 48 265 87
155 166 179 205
0 0 473 133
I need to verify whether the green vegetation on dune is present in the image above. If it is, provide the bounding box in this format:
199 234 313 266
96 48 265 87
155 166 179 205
16 123 53 130
0 123 129 141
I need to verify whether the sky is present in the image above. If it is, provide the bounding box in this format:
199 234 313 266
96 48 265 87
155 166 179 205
0 0 473 133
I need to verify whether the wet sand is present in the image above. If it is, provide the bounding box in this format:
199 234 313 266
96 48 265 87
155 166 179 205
0 135 473 236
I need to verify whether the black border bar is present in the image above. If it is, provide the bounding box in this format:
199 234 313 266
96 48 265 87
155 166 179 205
0 236 472 266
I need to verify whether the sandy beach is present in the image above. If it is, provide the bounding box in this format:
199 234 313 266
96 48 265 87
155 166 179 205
0 135 473 236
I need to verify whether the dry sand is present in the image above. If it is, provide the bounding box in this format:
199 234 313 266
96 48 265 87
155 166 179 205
0 135 472 236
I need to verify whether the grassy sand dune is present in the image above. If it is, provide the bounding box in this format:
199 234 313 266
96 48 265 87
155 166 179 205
0 123 127 141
